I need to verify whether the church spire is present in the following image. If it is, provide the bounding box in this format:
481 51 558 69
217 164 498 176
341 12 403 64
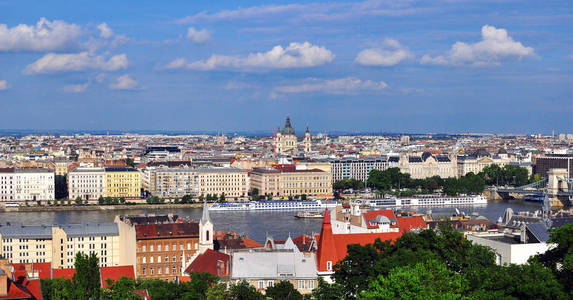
201 199 210 224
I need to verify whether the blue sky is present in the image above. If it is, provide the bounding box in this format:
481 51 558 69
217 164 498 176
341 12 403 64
0 0 571 134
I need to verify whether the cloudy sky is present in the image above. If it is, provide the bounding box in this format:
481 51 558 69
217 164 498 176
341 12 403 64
0 0 571 134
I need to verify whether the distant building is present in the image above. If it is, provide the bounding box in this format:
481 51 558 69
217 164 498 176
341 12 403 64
457 149 513 177
104 167 141 198
250 164 332 199
67 167 106 201
329 156 398 183
275 116 306 156
144 167 249 199
535 154 573 178
398 152 457 179
0 168 54 202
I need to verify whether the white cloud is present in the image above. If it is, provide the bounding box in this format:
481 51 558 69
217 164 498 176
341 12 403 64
0 18 82 52
420 25 535 66
274 77 387 95
109 75 138 90
97 23 113 39
165 42 334 71
355 39 413 66
0 80 8 90
187 27 211 44
23 52 128 75
62 82 88 93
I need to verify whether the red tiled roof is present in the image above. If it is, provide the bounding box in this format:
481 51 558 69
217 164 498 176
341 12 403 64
32 263 52 280
362 210 397 229
52 268 75 281
185 249 230 277
316 209 404 272
396 216 426 233
100 266 135 288
136 222 199 239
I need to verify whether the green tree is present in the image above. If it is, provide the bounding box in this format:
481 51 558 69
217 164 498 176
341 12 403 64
75 196 83 205
98 196 104 205
265 280 303 300
73 252 101 299
229 280 265 300
534 223 573 296
105 276 139 300
125 158 136 168
311 277 345 300
219 193 226 202
206 283 231 300
120 197 126 204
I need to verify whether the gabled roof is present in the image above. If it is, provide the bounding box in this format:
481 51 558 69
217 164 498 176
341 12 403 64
100 266 136 288
185 249 230 277
396 216 426 233
363 210 397 229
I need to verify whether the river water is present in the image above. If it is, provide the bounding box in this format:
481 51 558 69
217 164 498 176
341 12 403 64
0 201 542 243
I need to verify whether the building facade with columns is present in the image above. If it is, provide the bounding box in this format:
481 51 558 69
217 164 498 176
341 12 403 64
398 152 457 179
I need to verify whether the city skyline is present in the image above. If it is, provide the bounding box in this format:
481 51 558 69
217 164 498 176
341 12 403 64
0 0 572 133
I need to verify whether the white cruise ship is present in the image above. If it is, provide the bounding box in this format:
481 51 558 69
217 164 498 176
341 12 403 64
361 194 487 208
209 199 338 211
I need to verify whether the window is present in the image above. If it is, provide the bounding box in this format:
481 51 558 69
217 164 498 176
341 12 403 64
187 243 191 250
172 266 177 274
326 261 332 271
158 267 162 274
173 255 176 262
150 256 154 263
165 256 169 262
158 244 162 251
142 245 146 252
158 256 161 263
150 245 154 252
143 257 146 263
298 280 306 290
258 281 265 289
165 266 169 274
142 267 146 275
267 281 274 288
308 280 315 290
165 244 169 251
150 268 154 275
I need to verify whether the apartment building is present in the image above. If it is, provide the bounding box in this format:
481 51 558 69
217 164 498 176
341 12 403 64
0 222 135 270
145 167 249 199
0 168 54 202
67 168 106 201
329 157 397 183
104 167 141 198
250 165 332 198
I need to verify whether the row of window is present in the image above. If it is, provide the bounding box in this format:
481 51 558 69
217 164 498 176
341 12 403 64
141 242 196 252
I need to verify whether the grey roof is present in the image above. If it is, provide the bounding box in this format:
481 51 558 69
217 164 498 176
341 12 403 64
526 223 551 243
104 167 138 172
282 116 295 135
0 223 53 239
231 251 317 280
60 223 119 237
201 200 211 225
70 168 105 173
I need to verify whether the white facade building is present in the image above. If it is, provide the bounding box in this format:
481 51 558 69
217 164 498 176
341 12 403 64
0 168 54 202
68 168 106 201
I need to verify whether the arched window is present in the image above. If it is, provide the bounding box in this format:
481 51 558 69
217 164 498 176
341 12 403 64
206 230 210 241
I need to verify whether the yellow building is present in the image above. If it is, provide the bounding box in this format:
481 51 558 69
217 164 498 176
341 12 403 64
105 167 141 198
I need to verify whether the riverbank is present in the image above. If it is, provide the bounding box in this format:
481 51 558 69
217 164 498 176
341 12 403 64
0 203 204 213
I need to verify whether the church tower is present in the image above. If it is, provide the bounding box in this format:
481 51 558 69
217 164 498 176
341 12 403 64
199 200 213 254
304 126 312 153
274 116 297 156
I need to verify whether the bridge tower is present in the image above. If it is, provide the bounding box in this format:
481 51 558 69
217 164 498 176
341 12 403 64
547 168 569 208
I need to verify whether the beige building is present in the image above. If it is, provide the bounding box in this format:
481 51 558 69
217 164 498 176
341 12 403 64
398 152 457 179
457 149 513 177
68 168 106 201
250 166 332 198
54 159 71 176
144 167 248 199
0 222 135 270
